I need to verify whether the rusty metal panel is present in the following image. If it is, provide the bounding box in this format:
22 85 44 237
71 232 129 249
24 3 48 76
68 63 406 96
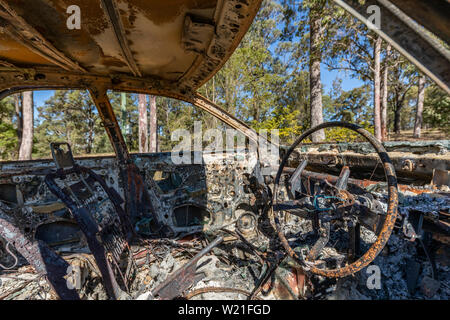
0 0 263 93
333 0 450 94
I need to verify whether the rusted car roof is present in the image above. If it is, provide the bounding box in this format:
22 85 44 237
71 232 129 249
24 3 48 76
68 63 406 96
0 0 448 99
0 0 262 95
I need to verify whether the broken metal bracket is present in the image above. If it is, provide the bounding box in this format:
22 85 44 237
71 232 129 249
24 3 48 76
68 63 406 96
151 236 224 300
50 142 76 170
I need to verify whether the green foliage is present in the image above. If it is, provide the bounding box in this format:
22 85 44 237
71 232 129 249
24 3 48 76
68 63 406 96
34 90 109 158
423 85 450 131
0 122 18 159
0 96 19 160
326 84 373 125
108 92 139 152
200 0 287 125
324 125 374 143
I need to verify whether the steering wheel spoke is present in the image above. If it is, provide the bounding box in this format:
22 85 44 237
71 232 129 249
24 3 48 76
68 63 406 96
336 166 350 190
347 220 361 263
273 199 313 219
306 222 330 261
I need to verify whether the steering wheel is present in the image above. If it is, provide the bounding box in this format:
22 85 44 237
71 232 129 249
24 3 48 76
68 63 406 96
269 122 398 278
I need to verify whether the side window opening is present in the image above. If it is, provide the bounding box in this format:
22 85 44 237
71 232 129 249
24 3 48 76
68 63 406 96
0 89 113 162
0 89 234 162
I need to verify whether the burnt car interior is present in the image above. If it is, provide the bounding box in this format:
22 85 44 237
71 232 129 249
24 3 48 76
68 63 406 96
0 0 449 300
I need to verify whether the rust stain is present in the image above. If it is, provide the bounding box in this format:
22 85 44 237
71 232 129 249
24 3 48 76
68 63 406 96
125 0 217 25
0 0 262 89
2 0 109 70
101 56 128 67
46 0 110 36
0 35 52 66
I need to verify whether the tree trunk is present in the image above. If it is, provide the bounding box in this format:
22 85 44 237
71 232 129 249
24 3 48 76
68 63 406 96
18 91 33 160
14 94 23 150
149 95 157 153
373 37 382 141
309 6 325 142
164 101 170 151
212 76 216 103
394 104 402 134
413 75 426 138
86 117 94 154
381 44 390 141
120 92 129 146
138 94 148 153
87 128 94 154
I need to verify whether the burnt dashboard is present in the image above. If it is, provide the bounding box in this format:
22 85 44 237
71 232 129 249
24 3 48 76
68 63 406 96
0 150 266 256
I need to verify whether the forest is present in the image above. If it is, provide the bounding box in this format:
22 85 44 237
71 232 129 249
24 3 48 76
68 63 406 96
0 0 448 161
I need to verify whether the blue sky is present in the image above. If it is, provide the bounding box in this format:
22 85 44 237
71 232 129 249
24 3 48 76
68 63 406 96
322 68 363 93
34 90 54 109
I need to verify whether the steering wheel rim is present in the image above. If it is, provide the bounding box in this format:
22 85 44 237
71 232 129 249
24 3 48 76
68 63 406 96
269 121 399 278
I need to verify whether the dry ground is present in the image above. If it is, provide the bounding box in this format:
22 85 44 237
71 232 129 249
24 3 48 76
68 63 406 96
388 129 448 141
